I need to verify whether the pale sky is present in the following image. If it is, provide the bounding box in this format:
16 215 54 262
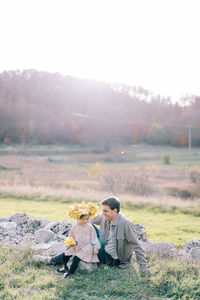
0 0 200 101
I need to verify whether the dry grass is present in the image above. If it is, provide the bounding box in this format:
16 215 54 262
0 145 200 210
0 183 200 211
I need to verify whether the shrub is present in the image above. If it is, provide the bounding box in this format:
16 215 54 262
165 185 200 199
163 153 171 165
188 167 200 183
146 124 170 145
3 137 13 145
100 164 159 195
171 130 188 147
88 162 103 179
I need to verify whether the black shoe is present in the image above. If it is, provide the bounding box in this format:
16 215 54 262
57 265 68 273
113 259 120 266
63 272 73 279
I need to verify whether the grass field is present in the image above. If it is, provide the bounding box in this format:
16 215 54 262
0 144 200 299
0 143 200 195
0 245 200 299
0 245 199 300
0 143 200 245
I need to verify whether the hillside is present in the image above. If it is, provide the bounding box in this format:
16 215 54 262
0 70 200 146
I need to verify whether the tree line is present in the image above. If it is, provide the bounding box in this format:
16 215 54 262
0 69 200 147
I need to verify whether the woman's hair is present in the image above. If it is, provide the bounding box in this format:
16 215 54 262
101 197 120 213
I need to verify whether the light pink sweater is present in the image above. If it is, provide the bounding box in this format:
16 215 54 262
65 222 100 263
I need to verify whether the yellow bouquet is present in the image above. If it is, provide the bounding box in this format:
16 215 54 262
64 237 76 247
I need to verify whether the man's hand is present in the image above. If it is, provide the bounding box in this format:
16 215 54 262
93 248 98 255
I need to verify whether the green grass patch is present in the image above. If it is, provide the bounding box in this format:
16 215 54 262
0 246 199 299
1 143 200 167
0 246 60 300
122 206 200 247
0 144 103 157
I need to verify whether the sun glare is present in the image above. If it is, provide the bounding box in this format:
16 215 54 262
0 0 200 100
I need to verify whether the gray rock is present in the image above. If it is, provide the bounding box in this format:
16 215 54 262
40 218 49 227
190 247 200 260
78 261 98 272
0 222 17 233
176 250 192 262
21 233 34 245
67 257 98 272
44 221 60 233
0 217 10 222
47 157 65 163
141 241 178 257
182 240 200 252
0 214 72 251
43 242 66 256
32 243 52 252
8 212 30 224
4 236 9 242
26 219 41 233
59 221 72 236
12 238 22 245
6 229 17 238
134 224 147 241
55 233 66 242
32 255 50 263
40 156 65 163
7 213 41 236
34 229 55 243
32 241 66 256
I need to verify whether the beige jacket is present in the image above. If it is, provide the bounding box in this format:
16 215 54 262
65 223 101 263
92 213 147 268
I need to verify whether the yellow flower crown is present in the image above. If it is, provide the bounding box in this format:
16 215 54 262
68 202 98 219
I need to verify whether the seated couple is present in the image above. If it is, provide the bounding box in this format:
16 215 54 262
40 197 148 278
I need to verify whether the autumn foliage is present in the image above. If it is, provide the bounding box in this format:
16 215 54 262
0 69 200 146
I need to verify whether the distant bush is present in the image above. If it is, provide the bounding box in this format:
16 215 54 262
171 129 188 147
92 148 105 154
88 162 103 179
146 124 170 145
188 167 200 183
100 164 159 195
103 150 136 163
165 185 200 199
163 153 171 164
4 137 14 145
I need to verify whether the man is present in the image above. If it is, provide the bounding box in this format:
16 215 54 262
92 197 148 272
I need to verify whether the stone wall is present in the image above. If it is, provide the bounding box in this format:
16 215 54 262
0 213 199 261
0 213 71 256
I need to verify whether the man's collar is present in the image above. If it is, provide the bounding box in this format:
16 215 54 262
112 213 121 226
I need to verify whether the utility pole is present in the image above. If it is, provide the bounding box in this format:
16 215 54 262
188 125 192 160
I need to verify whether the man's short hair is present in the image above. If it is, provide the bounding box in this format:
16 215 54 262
101 197 120 213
